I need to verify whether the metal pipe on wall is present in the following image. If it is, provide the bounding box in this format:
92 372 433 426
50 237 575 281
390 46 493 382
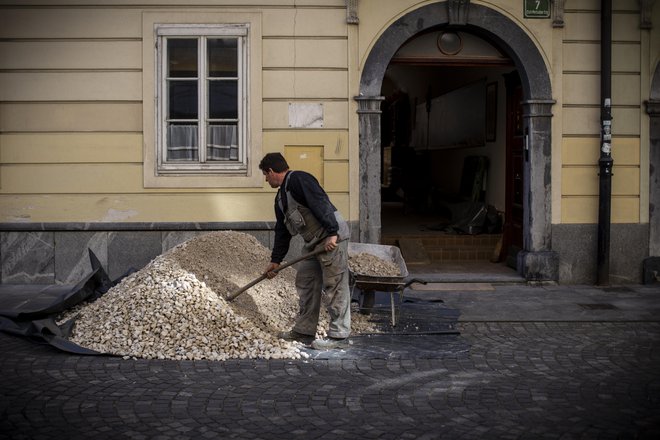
597 0 613 285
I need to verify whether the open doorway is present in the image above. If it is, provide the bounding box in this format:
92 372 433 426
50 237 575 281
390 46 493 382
358 2 557 282
378 29 522 279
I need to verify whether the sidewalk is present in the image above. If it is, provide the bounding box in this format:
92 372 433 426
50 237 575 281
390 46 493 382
406 281 660 322
1 282 659 439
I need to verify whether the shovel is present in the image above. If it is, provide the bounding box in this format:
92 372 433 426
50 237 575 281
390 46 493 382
226 246 329 301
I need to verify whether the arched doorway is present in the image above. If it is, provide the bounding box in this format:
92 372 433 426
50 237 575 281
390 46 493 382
356 1 558 281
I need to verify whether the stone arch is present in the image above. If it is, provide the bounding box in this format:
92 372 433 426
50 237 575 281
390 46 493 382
356 1 558 280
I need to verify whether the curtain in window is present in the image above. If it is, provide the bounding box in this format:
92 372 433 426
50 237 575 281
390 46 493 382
207 124 238 161
167 125 198 160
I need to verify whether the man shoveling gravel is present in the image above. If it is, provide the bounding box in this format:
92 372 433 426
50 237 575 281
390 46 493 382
260 153 352 350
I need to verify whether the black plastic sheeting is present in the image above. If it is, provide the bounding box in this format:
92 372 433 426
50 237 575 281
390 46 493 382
304 288 467 359
352 290 460 334
429 201 502 235
305 297 466 360
0 251 118 355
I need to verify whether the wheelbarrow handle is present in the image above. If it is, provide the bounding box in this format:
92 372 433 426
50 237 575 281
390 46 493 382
227 245 330 301
403 278 428 289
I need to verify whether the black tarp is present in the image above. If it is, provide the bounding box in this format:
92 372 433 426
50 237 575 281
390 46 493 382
306 293 465 359
429 201 502 235
0 251 117 354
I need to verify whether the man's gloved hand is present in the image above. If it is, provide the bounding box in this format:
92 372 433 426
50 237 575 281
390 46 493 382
264 262 280 279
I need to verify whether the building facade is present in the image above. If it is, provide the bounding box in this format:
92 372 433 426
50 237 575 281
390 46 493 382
1 0 658 284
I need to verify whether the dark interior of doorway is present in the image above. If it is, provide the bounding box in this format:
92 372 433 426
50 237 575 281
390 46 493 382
379 64 523 281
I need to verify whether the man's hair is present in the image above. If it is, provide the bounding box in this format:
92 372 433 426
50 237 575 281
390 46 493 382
259 152 289 173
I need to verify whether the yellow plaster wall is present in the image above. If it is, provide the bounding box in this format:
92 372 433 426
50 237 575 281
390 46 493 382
0 193 350 223
263 39 347 68
562 137 640 166
562 196 640 223
0 41 142 69
0 103 142 132
0 1 353 224
0 0 652 227
284 146 324 184
561 167 640 196
263 131 349 161
324 162 349 192
263 71 348 99
1 133 142 164
560 2 645 224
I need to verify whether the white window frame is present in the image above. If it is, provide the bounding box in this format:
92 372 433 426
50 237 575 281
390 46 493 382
155 24 249 175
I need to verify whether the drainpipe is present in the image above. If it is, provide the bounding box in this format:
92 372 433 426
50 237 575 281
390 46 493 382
597 0 613 285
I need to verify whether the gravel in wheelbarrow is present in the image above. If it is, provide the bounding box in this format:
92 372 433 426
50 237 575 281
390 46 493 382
348 242 409 289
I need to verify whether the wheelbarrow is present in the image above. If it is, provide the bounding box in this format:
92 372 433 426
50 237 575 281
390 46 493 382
348 242 426 326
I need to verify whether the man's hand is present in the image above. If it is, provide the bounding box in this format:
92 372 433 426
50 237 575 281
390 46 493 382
264 262 280 279
324 235 338 252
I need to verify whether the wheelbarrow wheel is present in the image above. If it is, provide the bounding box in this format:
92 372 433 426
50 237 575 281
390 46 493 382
360 290 375 315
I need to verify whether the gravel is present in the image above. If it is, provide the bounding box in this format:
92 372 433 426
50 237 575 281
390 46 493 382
349 252 401 277
65 231 379 360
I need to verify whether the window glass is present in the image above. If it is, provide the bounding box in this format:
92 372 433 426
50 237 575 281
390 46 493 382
167 39 198 78
208 80 238 119
208 38 238 77
168 81 198 119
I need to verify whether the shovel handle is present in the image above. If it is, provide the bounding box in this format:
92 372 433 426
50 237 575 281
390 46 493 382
227 246 328 301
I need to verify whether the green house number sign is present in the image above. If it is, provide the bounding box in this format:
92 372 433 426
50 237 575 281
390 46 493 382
524 0 550 18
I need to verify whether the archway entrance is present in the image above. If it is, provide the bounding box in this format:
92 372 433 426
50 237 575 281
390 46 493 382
378 30 521 278
356 1 559 281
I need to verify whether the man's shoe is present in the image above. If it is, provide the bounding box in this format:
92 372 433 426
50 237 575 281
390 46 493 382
277 330 314 343
311 337 350 350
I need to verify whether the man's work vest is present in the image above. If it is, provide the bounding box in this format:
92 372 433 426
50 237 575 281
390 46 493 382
277 172 348 244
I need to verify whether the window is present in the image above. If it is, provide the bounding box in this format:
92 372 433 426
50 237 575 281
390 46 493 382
156 24 248 174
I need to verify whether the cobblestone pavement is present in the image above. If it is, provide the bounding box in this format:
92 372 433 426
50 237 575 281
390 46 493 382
1 317 659 439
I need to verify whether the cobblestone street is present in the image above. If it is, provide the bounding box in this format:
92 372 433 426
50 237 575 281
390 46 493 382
2 294 659 440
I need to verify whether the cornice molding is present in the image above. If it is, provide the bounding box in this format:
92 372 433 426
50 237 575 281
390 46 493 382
646 99 660 116
354 95 385 114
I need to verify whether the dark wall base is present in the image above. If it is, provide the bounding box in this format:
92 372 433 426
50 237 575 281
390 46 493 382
0 222 360 285
1 222 648 285
517 251 559 282
552 224 649 284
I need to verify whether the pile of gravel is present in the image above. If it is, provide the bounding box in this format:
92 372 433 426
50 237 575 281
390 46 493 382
66 231 378 360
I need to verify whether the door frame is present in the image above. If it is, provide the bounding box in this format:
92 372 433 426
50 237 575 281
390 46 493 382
647 62 660 257
502 71 524 265
356 1 558 281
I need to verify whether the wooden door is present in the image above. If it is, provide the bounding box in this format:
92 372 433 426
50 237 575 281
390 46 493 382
502 72 524 266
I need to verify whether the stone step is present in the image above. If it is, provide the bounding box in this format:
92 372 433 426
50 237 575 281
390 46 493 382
425 244 495 262
397 238 431 265
382 234 502 263
383 233 501 248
